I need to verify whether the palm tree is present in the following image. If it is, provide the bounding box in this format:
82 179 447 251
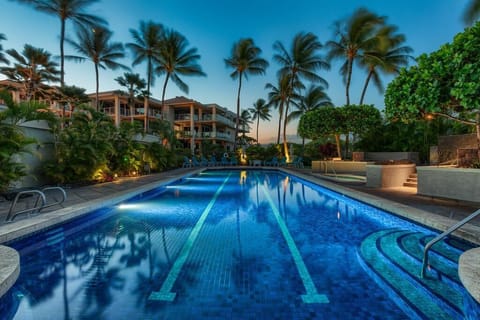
1 44 60 100
239 108 252 145
14 0 107 86
326 8 384 105
289 84 332 149
115 72 146 123
358 25 413 104
464 0 480 24
126 21 163 131
65 26 128 111
156 28 206 114
0 33 9 65
248 98 271 144
225 38 269 151
265 73 302 145
273 32 329 161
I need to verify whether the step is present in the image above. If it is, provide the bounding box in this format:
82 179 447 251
403 182 418 188
359 229 455 320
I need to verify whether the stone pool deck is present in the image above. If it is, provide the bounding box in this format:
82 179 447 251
0 166 479 303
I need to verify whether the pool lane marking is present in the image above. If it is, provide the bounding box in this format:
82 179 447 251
149 172 232 302
255 173 329 304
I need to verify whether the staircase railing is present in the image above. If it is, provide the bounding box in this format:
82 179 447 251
5 186 67 222
421 208 480 277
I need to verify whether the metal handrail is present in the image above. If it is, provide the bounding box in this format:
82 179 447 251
6 190 46 222
5 186 67 222
421 208 480 278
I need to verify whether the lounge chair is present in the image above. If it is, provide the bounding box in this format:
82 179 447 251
292 156 304 168
265 156 279 167
200 156 209 166
208 155 218 167
230 157 238 166
221 155 229 166
279 156 287 167
182 156 192 168
191 157 201 167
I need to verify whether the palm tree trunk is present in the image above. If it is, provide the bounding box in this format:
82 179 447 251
256 117 260 144
60 18 66 87
233 73 243 151
161 73 170 122
144 58 152 132
283 100 290 161
335 134 342 159
95 63 100 111
359 69 373 105
277 101 283 145
346 57 353 106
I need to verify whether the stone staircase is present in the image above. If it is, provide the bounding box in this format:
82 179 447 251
403 173 417 188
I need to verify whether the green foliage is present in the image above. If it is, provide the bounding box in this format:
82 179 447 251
109 122 144 175
342 104 382 135
44 105 117 184
385 21 480 126
298 106 345 139
0 90 52 191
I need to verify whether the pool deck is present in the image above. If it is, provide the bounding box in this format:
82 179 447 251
0 166 479 303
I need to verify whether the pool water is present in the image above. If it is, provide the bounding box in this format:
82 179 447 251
0 170 479 319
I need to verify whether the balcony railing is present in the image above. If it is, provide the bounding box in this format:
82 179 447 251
177 131 233 141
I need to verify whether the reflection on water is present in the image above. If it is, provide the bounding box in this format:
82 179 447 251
0 170 475 319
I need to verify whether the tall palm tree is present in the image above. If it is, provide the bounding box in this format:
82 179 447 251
156 28 206 113
288 84 332 149
1 44 60 100
225 38 269 151
239 108 252 145
0 33 9 65
248 98 271 144
273 32 329 160
15 0 107 86
65 26 128 111
358 25 413 104
464 0 480 24
265 73 302 144
126 21 163 131
115 72 146 123
326 8 384 105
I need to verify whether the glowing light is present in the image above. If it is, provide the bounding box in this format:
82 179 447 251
337 211 341 220
118 203 141 210
240 170 247 184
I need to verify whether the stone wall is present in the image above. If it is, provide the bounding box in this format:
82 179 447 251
437 133 477 163
352 152 419 164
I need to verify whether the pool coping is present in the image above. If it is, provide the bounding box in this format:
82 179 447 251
0 167 479 303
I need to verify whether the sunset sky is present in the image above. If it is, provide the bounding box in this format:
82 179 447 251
0 0 471 143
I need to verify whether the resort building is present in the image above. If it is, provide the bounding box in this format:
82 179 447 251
0 80 248 154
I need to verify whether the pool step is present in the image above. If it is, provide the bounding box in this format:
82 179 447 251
403 173 418 188
359 229 466 319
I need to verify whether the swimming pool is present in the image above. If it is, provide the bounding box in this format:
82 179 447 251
0 169 478 319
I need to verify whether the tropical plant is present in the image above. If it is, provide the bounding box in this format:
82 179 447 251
273 32 329 160
358 25 413 104
14 0 107 86
109 121 144 175
238 108 252 146
0 33 9 65
0 90 55 191
464 0 480 24
126 21 164 131
115 72 146 123
225 38 269 151
1 44 60 100
65 26 128 111
289 84 332 149
326 8 384 105
265 73 303 145
44 105 117 184
55 84 90 119
156 28 206 111
384 21 480 156
248 98 271 144
298 106 345 158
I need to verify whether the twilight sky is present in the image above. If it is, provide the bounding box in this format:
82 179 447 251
0 0 471 143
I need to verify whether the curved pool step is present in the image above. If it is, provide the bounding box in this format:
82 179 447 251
379 230 462 316
419 235 463 263
399 232 460 284
359 229 464 320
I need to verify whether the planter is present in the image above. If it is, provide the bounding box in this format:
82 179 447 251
366 163 416 188
417 166 480 203
312 160 373 175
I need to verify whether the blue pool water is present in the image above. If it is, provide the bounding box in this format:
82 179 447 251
0 170 479 319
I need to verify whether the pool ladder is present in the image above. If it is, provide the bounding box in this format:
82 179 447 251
5 187 67 222
421 208 480 278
